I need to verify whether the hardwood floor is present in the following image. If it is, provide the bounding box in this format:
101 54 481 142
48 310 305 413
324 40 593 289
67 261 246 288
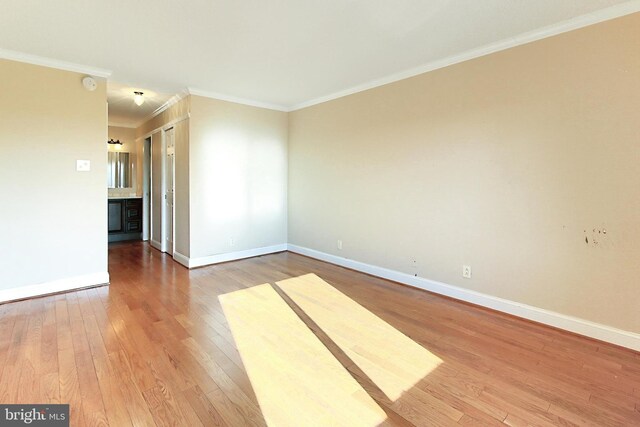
1 241 639 426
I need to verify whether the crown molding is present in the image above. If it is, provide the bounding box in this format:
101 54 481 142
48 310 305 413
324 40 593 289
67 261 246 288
107 121 138 129
3 2 638 113
133 88 191 128
110 89 190 131
289 1 640 111
188 87 289 112
0 48 111 78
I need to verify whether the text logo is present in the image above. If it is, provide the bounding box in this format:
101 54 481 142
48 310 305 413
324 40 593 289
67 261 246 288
0 405 69 426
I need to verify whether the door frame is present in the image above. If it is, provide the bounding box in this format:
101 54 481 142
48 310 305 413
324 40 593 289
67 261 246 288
148 131 164 252
163 126 176 257
142 136 151 241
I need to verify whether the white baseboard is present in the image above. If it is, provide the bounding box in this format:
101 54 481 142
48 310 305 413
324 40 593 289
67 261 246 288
173 251 190 268
287 244 640 352
0 272 110 304
176 244 288 269
150 239 163 251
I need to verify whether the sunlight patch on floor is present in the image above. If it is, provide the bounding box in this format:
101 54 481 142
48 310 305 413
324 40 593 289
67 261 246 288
276 273 442 402
219 283 388 427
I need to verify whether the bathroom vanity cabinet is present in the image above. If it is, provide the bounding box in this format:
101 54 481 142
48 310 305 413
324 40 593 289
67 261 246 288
108 197 142 242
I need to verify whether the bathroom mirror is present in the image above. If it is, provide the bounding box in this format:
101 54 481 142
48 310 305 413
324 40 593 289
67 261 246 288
107 152 132 188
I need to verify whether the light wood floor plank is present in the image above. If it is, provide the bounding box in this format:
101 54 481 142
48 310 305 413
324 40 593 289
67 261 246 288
219 283 387 426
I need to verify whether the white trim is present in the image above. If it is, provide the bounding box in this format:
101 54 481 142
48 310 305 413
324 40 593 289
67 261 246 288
164 127 176 256
141 137 151 242
173 251 190 268
2 3 638 113
107 121 138 129
0 48 111 78
138 114 190 141
286 244 640 352
160 128 167 254
188 88 289 112
178 244 288 269
289 2 640 111
4 3 636 114
150 239 163 251
135 89 190 129
0 272 109 304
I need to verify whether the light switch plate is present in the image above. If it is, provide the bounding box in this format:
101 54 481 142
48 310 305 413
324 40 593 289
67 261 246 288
76 160 91 172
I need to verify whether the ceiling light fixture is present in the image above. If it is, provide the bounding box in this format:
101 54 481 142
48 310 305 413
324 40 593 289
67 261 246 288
133 91 145 106
107 138 123 145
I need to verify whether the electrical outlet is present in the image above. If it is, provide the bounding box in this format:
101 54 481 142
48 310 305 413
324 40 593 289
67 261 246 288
337 240 343 250
229 238 235 246
462 265 472 279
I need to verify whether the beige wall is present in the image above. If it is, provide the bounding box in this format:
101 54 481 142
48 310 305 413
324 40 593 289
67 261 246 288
108 125 136 151
189 95 288 258
173 119 190 256
137 94 286 261
0 59 108 290
288 14 640 333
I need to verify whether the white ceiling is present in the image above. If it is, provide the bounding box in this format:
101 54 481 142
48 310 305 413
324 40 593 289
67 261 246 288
1 1 638 116
106 82 177 128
